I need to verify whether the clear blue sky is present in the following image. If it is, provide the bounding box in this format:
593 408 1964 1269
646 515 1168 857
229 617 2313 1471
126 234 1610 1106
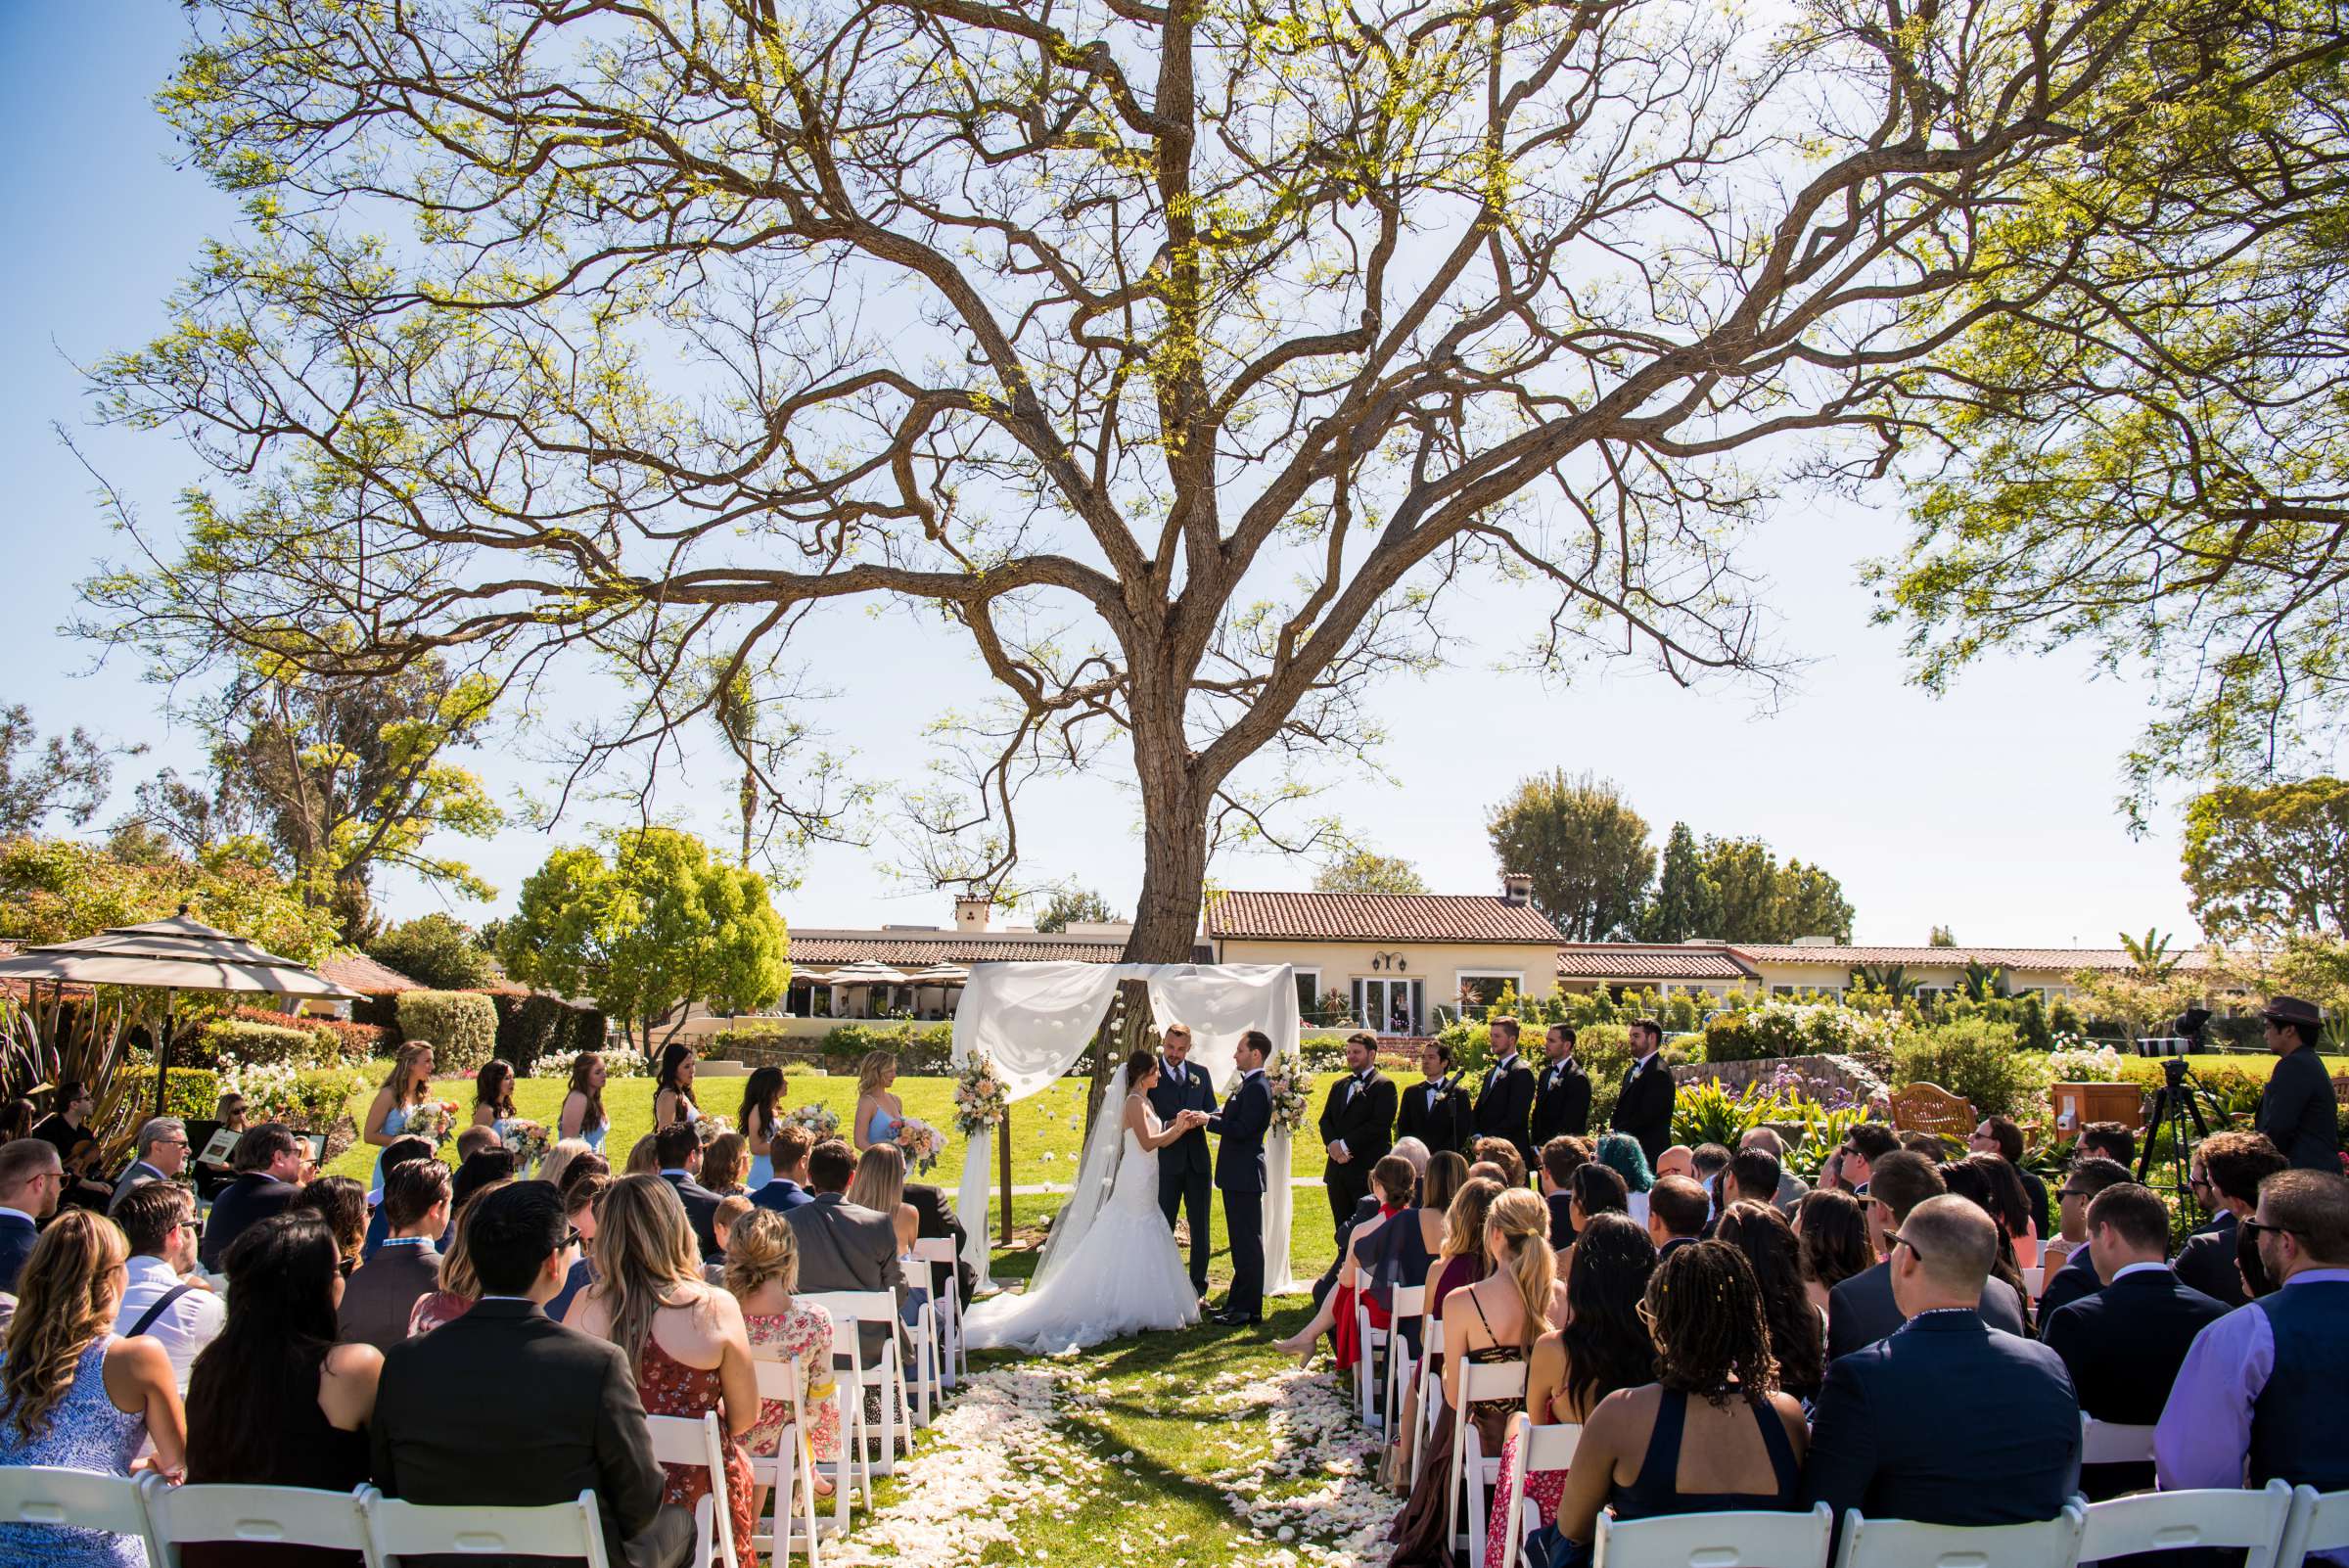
0 3 2202 947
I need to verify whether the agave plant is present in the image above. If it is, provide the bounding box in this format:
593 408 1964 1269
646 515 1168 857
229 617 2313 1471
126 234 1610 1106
1958 960 2010 1001
1848 963 1918 1000
0 986 170 1173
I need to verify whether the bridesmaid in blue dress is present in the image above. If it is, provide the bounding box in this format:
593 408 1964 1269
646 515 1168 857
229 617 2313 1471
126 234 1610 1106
0 1212 187 1568
362 1041 438 1185
653 1043 703 1132
852 1051 903 1152
738 1066 786 1191
469 1059 542 1158
557 1050 611 1153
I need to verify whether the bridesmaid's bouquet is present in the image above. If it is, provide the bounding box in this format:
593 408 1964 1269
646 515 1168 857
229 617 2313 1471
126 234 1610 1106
953 1051 1008 1138
404 1100 460 1145
894 1117 946 1174
693 1111 734 1147
503 1123 550 1168
1260 1056 1311 1134
784 1103 841 1140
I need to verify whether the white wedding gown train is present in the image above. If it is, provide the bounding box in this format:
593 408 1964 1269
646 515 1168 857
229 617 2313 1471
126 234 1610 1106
963 1097 1202 1354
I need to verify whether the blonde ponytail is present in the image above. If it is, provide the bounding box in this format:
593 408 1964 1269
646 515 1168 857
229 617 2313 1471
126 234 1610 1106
1487 1187 1557 1352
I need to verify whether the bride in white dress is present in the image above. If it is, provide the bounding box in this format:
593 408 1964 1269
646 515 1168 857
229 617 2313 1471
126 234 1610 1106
964 1049 1209 1354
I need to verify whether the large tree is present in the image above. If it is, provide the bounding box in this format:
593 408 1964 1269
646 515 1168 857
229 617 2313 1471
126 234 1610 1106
1486 771 1650 940
81 0 2242 962
1313 850 1431 898
0 707 135 837
1032 885 1124 932
2183 778 2349 939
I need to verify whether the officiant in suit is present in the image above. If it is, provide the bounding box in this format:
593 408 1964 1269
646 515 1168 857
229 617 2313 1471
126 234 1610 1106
1398 1040 1473 1157
1316 1032 1397 1235
1207 1030 1274 1325
1530 1023 1591 1146
1472 1015 1538 1171
1149 1024 1219 1297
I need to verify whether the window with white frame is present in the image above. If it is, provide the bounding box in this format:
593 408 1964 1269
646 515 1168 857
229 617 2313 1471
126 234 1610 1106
1293 968 1325 1026
1454 970 1526 1018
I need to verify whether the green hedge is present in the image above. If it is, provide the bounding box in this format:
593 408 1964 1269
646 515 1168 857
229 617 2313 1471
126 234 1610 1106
394 990 500 1073
110 1068 224 1125
193 1019 340 1072
1887 1018 2039 1119
490 992 606 1076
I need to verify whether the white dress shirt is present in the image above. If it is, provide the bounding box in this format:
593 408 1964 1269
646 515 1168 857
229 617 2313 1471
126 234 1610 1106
113 1253 225 1389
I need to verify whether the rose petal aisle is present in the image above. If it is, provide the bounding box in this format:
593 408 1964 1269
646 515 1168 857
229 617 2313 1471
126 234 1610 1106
1190 1366 1401 1567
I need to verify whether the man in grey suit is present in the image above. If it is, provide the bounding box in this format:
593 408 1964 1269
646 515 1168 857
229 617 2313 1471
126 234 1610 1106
109 1117 190 1214
782 1137 906 1369
1826 1151 2027 1360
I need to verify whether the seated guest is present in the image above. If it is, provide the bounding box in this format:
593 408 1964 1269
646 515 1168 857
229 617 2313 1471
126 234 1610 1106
570 1176 759 1568
752 1125 818 1214
560 1151 614 1200
2157 1169 2349 1501
0 1140 61 1294
1937 1154 2037 1292
1720 1148 1783 1217
905 1178 977 1308
1653 1145 1694 1180
722 1208 841 1517
359 1134 435 1262
200 1122 307 1271
296 1175 369 1276
373 1181 693 1568
1546 1241 1808 1566
2176 1130 2285 1308
1826 1151 2027 1360
1491 1212 1657 1562
2041 1181 2227 1499
1373 1151 1464 1359
781 1138 906 1374
110 1180 225 1387
1644 1175 1709 1261
108 1116 189 1213
654 1123 725 1260
847 1143 930 1333
1689 1143 1732 1217
1804 1195 2081 1550
1794 1188 1871 1320
1391 1176 1501 1490
702 1132 750 1198
1838 1123 1900 1196
1969 1115 2050 1242
1593 1133 1655 1227
1715 1201 1825 1403
2035 1156 2139 1328
1540 1137 1592 1249
1737 1128 1809 1215
624 1133 661 1176
340 1157 451 1355
410 1176 513 1338
1473 1137 1528 1191
184 1215 381 1567
1274 1154 1417 1367
548 1173 611 1324
452 1124 500 1165
0 1210 187 1567
1565 1161 1631 1261
2079 1121 2136 1171
537 1136 598 1195
31 1080 111 1212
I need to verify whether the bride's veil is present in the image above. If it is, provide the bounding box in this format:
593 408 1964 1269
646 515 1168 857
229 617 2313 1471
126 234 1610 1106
1028 1062 1129 1294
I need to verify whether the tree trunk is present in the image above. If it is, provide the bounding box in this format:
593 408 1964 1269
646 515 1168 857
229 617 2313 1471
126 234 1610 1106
1080 750 1210 1137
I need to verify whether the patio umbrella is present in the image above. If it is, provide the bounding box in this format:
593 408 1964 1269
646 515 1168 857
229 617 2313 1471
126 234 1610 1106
0 910 365 1115
828 960 913 985
907 963 971 985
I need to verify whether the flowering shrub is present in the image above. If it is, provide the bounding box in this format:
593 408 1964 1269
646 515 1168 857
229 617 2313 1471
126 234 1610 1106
953 1052 1008 1138
1260 1055 1313 1134
218 1062 370 1133
2046 1042 2128 1083
1702 1002 1895 1063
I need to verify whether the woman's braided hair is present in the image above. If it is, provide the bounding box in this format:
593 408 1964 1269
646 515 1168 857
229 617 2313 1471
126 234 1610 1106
1642 1238 1778 1407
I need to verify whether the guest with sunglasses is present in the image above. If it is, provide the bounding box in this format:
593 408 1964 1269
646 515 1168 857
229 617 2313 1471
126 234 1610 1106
1824 1152 2025 1361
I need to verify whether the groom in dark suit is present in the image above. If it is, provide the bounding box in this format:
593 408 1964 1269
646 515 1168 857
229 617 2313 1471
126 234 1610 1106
1207 1030 1274 1326
1317 1032 1397 1236
1148 1024 1218 1298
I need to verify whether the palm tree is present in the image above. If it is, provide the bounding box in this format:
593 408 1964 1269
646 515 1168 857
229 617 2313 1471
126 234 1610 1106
1958 959 2009 1001
2120 929 2182 983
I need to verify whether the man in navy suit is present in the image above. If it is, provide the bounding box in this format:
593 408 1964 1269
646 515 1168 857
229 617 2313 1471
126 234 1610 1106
652 1123 725 1259
2034 1156 2137 1330
2041 1181 2228 1499
1472 1016 1538 1171
2176 1130 2285 1308
1804 1195 2081 1552
750 1126 818 1214
0 1139 62 1293
1149 1024 1219 1298
1826 1152 2028 1359
1206 1030 1273 1325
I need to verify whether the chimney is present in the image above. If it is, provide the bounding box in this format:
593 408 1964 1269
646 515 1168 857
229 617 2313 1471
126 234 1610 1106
1500 872 1533 905
953 895 992 933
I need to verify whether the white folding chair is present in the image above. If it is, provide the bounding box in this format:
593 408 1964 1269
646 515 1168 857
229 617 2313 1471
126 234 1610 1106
1493 1412 1583 1567
910 1236 967 1389
1356 1295 1392 1433
2280 1485 2349 1568
363 1486 610 1568
2081 1480 2293 1568
141 1474 375 1567
2079 1416 2157 1467
2021 1266 2045 1302
748 1356 833 1561
1596 1500 1834 1568
0 1464 164 1567
803 1290 915 1475
646 1410 741 1568
1832 1502 2087 1568
1373 1285 1425 1438
1411 1317 1447 1486
905 1295 943 1428
1446 1359 1528 1565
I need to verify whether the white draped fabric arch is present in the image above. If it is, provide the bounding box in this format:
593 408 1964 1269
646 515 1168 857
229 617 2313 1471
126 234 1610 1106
949 961 1302 1296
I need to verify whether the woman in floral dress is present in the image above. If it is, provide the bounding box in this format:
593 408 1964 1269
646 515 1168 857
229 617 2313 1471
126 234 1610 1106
719 1207 839 1522
569 1176 760 1566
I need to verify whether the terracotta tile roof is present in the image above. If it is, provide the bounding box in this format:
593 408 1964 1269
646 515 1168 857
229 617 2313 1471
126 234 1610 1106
1728 944 2216 974
787 929 1165 966
1207 891 1563 945
319 952 423 992
1555 945 1756 981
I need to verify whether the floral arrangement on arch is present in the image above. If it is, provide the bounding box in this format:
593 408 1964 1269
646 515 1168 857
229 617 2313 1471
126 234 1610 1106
783 1103 841 1140
1260 1053 1312 1134
895 1116 947 1175
953 1051 1008 1138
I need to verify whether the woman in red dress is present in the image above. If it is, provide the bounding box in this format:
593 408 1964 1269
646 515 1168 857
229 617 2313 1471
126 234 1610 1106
568 1175 761 1565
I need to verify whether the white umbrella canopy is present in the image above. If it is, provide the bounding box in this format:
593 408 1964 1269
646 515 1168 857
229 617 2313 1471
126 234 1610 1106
907 963 971 984
828 959 913 985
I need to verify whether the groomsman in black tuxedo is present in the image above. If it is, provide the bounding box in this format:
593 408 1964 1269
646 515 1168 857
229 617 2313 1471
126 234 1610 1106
1148 1023 1219 1298
1530 1023 1591 1147
1472 1015 1538 1173
1398 1040 1474 1157
1207 1030 1274 1325
1317 1032 1398 1236
1611 1016 1677 1167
